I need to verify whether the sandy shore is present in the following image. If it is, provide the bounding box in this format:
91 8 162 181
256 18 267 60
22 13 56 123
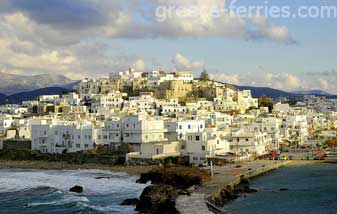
0 160 155 175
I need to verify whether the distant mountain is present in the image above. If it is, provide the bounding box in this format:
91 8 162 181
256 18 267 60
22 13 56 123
235 85 303 100
0 93 6 100
0 72 76 95
0 87 71 105
292 90 332 96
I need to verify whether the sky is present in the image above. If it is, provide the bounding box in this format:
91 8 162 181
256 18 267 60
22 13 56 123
0 0 337 93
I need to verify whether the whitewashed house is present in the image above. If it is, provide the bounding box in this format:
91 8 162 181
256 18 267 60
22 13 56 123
31 120 94 154
185 131 230 164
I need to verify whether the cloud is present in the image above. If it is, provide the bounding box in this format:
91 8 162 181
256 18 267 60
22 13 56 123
0 0 295 44
212 71 337 94
305 69 337 76
172 53 205 71
246 15 296 44
0 1 298 82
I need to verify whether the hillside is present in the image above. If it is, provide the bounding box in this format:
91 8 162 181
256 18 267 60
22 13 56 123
0 93 6 100
0 87 71 105
292 90 332 96
0 72 76 95
236 85 303 100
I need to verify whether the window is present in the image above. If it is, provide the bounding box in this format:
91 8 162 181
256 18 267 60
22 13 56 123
179 125 182 129
202 145 205 151
200 124 203 129
188 125 191 129
85 144 89 148
196 135 200 141
76 144 80 148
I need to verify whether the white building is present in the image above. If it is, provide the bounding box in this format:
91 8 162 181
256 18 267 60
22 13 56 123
165 119 205 141
185 131 230 164
230 129 271 157
122 115 168 151
285 115 308 144
31 120 94 154
91 92 124 113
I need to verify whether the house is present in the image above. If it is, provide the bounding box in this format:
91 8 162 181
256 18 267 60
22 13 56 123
126 141 181 160
230 129 271 157
31 120 94 154
185 131 230 164
164 119 205 141
122 115 168 152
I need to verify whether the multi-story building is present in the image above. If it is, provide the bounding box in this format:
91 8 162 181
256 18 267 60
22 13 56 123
31 120 94 154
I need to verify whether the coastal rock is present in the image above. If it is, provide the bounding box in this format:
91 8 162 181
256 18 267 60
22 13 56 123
135 185 179 214
209 177 258 208
95 176 111 179
120 198 139 206
210 185 238 207
137 168 209 189
69 185 83 193
177 189 191 196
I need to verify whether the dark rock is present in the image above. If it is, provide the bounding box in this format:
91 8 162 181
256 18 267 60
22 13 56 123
69 185 83 193
136 185 179 214
177 189 191 196
137 171 204 189
279 188 289 191
245 188 258 193
95 176 111 179
120 198 139 206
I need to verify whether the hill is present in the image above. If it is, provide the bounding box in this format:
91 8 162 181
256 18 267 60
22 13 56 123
0 72 76 95
0 93 6 100
236 85 303 100
292 90 332 96
0 87 71 105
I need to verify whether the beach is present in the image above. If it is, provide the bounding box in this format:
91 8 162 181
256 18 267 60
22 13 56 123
0 159 333 214
0 160 154 175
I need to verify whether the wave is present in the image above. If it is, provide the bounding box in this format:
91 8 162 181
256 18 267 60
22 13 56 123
0 169 146 195
0 168 148 214
27 194 89 207
0 186 58 202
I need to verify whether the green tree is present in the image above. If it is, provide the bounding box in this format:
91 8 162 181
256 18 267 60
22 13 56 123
199 69 210 81
258 96 274 113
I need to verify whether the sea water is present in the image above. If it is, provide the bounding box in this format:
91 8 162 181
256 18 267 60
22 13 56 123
0 168 148 214
224 164 337 214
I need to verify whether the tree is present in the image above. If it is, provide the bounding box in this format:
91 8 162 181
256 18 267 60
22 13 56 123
324 139 337 148
258 96 274 113
199 69 210 81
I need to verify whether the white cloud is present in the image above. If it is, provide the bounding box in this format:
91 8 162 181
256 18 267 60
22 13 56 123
172 53 205 71
213 71 337 94
246 15 295 44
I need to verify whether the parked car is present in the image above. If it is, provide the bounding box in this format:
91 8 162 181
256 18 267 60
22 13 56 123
280 155 288 160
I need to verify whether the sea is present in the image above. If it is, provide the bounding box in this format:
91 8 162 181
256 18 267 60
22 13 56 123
0 168 148 214
0 164 336 214
224 164 337 214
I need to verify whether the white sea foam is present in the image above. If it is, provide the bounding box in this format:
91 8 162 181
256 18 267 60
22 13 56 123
0 168 146 214
0 169 147 196
28 195 89 207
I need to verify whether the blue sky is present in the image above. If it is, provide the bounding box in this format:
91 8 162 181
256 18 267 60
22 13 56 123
0 0 336 93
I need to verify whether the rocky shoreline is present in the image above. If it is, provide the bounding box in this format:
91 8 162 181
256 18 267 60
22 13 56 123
121 167 210 214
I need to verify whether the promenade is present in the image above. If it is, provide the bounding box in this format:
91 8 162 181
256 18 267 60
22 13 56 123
176 160 291 214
